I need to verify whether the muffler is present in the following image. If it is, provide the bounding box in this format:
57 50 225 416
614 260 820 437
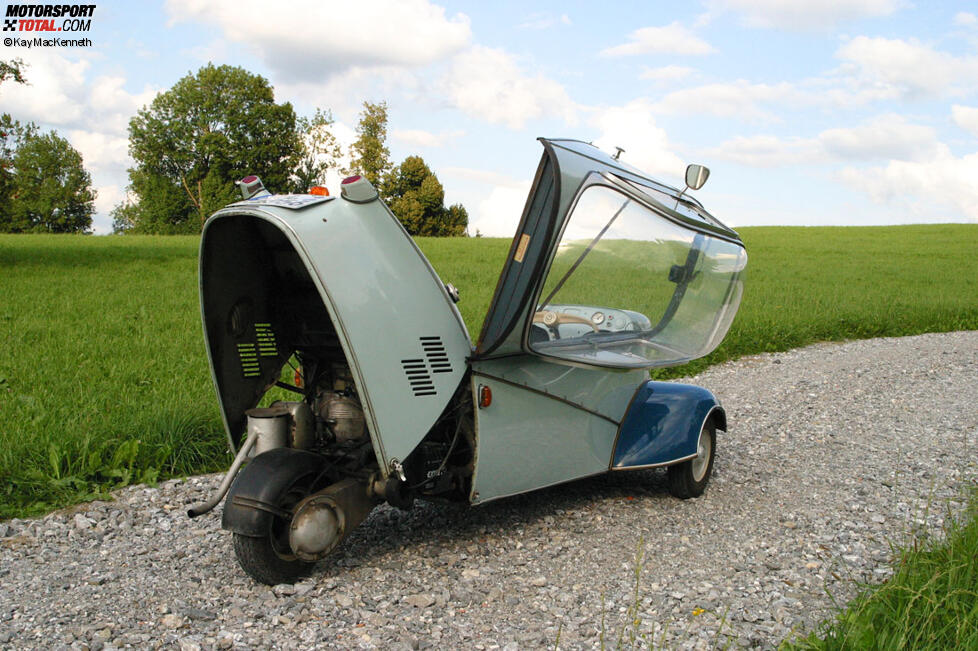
288 479 374 561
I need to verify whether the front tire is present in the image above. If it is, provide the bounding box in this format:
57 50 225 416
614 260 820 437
667 421 716 499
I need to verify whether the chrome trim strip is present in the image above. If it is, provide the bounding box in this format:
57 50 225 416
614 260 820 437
610 452 697 471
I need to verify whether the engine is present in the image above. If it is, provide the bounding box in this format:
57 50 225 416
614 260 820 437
314 363 367 444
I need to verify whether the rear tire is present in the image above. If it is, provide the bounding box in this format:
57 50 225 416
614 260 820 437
233 533 314 586
230 467 324 585
667 421 716 499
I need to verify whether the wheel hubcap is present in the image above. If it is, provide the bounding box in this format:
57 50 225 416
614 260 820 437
691 433 712 482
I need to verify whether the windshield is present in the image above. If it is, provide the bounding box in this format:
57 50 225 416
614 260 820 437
530 184 747 369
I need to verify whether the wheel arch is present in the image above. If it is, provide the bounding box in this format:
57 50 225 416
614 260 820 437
705 403 726 433
611 381 722 470
221 448 331 537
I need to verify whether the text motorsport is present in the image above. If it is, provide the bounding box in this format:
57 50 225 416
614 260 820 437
3 4 95 34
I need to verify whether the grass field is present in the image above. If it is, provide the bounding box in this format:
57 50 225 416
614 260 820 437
1 224 977 519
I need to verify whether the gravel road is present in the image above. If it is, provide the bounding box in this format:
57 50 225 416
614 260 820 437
2 332 976 650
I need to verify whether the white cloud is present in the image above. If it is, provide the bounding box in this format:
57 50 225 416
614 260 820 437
819 114 942 161
517 12 571 30
276 66 424 123
471 181 533 237
68 129 130 177
710 0 903 30
650 39 978 119
952 105 978 137
601 22 715 57
708 135 822 167
2 53 92 127
165 0 470 82
954 12 977 26
709 115 942 167
2 52 156 136
653 80 802 120
836 36 978 99
640 65 694 82
841 153 978 222
92 184 125 234
591 99 685 178
442 46 578 129
392 129 465 149
441 167 525 187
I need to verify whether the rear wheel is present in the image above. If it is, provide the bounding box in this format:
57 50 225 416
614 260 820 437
233 532 314 586
231 473 318 585
667 421 716 499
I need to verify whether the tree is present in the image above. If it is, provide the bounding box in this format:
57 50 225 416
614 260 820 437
123 64 300 233
3 131 95 233
345 101 391 186
1 59 31 216
383 155 468 236
0 59 95 233
344 102 467 236
1 116 35 213
290 108 342 192
0 58 27 86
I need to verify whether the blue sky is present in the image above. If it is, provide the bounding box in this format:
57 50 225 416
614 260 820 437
4 0 978 235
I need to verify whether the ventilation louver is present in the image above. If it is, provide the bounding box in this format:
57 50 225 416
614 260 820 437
400 358 436 396
421 336 453 373
401 336 453 397
237 323 279 378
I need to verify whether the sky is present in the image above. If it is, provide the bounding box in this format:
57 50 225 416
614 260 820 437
4 0 978 236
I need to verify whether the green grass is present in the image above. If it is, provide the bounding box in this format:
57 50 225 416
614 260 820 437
1 224 976 518
0 235 227 518
784 489 978 650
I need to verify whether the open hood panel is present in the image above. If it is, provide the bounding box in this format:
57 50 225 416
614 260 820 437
199 196 470 473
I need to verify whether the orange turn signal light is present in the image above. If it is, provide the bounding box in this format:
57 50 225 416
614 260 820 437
309 186 329 196
293 367 304 388
478 384 492 408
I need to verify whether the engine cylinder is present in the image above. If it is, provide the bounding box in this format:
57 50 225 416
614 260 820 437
319 392 366 442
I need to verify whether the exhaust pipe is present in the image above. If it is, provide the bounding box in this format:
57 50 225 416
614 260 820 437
188 406 293 518
187 428 258 518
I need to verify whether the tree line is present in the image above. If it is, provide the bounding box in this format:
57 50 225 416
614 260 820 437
1 60 467 236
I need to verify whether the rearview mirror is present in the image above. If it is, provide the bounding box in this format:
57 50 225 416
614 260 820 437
685 164 710 191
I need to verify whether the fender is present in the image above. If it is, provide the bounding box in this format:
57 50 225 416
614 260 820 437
611 381 725 469
221 448 332 537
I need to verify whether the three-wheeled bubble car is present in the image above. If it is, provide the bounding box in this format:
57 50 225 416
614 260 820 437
187 138 748 585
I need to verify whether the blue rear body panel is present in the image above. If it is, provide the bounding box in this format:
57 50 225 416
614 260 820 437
612 381 724 469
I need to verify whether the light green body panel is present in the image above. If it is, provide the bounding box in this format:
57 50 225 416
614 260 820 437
469 356 646 503
204 196 471 474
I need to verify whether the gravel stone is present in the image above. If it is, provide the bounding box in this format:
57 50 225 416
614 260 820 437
404 593 435 608
1 332 975 648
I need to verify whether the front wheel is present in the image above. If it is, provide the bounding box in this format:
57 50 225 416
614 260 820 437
667 421 716 499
